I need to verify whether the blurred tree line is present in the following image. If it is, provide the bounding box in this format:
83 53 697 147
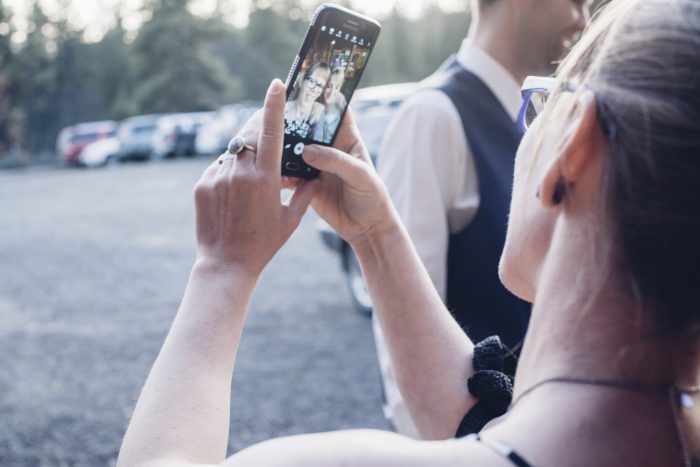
0 0 470 158
0 0 608 159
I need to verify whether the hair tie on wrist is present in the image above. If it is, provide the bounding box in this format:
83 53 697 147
456 336 515 437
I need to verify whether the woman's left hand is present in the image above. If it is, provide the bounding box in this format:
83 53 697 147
193 79 318 280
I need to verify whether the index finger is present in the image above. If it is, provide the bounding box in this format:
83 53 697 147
256 79 287 175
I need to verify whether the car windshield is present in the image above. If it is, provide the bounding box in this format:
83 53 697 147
133 124 156 134
71 133 100 144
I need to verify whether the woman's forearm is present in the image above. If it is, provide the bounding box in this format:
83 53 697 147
351 215 477 440
118 260 257 467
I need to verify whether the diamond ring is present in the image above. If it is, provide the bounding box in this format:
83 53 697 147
227 136 256 156
219 136 257 164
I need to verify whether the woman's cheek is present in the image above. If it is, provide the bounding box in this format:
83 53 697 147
499 132 544 301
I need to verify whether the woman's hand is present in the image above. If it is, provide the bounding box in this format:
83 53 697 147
302 108 398 246
193 80 318 279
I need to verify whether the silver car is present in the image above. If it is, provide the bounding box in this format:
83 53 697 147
117 114 166 161
195 102 261 156
151 112 216 159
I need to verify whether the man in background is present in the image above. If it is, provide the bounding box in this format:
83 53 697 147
375 0 589 437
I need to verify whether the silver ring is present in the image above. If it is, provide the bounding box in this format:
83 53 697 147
227 136 256 155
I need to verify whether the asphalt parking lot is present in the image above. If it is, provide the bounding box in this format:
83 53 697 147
0 158 391 466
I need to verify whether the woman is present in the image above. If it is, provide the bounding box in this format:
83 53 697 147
118 1 700 465
284 61 330 139
313 66 347 144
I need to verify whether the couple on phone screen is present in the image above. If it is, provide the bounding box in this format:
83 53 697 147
284 61 347 144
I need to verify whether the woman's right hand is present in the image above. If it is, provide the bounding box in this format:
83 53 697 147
301 108 398 246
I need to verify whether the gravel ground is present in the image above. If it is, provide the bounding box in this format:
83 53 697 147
0 158 391 466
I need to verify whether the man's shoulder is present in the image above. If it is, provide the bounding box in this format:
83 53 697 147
402 65 488 116
395 87 457 123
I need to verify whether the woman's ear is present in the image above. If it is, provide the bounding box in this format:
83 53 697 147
538 89 607 208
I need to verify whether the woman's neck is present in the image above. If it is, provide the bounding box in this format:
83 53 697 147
495 220 689 466
514 220 674 397
294 99 313 117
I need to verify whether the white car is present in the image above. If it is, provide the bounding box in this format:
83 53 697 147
117 114 165 161
79 137 121 167
152 112 216 159
195 103 260 156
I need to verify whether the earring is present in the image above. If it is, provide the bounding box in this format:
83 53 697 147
536 186 541 199
552 181 566 205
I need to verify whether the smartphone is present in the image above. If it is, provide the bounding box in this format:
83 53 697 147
281 4 381 179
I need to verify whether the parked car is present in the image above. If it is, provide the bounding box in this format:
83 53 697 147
152 112 216 159
317 82 419 314
56 120 119 165
350 82 420 114
195 102 261 156
116 114 166 161
79 137 121 167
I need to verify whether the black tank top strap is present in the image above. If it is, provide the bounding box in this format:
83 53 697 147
464 433 534 467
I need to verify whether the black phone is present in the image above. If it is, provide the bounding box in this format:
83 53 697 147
281 4 381 179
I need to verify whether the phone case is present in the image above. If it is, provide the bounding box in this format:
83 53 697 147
281 4 380 179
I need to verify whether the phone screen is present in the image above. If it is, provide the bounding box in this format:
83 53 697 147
282 6 379 178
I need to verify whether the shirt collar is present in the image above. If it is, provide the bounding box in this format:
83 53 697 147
455 40 522 122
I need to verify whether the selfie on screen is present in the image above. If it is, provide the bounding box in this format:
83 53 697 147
284 25 372 145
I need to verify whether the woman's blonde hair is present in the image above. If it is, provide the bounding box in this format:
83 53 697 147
551 0 700 331
330 67 345 87
321 67 346 107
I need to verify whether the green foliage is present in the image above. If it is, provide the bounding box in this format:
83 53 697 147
362 5 470 86
131 4 242 113
0 1 15 153
96 21 136 120
13 1 58 153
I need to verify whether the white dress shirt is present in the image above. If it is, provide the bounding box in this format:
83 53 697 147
378 40 521 300
372 41 522 438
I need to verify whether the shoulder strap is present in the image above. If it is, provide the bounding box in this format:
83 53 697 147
466 434 534 467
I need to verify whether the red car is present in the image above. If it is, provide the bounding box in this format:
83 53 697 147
56 121 119 165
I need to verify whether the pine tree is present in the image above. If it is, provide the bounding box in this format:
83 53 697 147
131 0 241 113
14 1 58 153
0 1 15 155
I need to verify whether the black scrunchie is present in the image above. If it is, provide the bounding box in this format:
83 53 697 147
456 336 515 437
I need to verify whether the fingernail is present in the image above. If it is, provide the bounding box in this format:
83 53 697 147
268 79 283 95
